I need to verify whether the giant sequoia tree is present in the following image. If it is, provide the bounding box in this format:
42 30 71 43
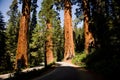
81 0 120 78
15 0 31 69
39 0 57 66
82 0 94 54
64 0 75 61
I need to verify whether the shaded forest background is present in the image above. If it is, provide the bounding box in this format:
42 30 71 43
0 0 120 79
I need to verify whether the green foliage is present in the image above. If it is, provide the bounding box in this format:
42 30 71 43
38 0 64 62
29 0 38 35
72 52 87 67
73 27 84 53
0 11 6 72
29 0 42 67
53 25 64 61
39 0 55 22
29 23 45 67
1 0 120 78
52 16 64 61
0 11 5 54
5 0 20 69
84 49 120 79
82 0 120 78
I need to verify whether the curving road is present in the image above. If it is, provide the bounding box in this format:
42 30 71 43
32 62 104 80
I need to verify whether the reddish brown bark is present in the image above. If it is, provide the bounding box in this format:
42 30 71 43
64 0 75 61
15 0 31 69
45 21 54 65
83 0 94 54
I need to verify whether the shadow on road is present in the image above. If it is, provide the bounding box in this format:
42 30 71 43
3 62 105 80
33 66 105 80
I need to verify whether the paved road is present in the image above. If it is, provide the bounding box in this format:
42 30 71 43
0 62 104 80
32 62 104 80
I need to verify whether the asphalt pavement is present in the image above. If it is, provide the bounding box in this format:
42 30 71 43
32 62 104 80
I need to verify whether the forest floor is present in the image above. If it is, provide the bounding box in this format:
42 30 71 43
32 61 106 80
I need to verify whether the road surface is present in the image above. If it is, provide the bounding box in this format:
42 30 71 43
32 62 104 80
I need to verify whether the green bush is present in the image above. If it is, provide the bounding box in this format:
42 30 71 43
83 49 120 79
72 52 87 67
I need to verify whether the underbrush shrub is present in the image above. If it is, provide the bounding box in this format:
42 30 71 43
72 52 87 67
84 49 120 79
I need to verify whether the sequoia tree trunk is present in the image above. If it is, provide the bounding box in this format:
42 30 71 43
83 0 94 54
15 0 31 69
45 20 54 66
64 0 75 61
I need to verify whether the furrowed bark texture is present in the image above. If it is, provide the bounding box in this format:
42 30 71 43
45 21 54 65
15 0 31 69
83 0 94 54
64 0 75 61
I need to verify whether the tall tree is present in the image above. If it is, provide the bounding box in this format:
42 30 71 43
29 0 37 37
64 0 75 61
82 0 94 54
45 20 54 65
39 0 56 66
29 0 38 67
0 11 5 55
73 25 84 53
0 11 6 70
30 23 45 66
15 0 31 69
53 16 64 61
6 0 20 68
83 0 120 78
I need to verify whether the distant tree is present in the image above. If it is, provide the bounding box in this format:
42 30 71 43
73 26 84 53
39 0 55 66
6 0 20 68
0 11 6 70
39 0 63 66
29 0 37 38
15 0 31 69
29 23 45 66
29 0 38 67
64 0 75 61
53 17 64 61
